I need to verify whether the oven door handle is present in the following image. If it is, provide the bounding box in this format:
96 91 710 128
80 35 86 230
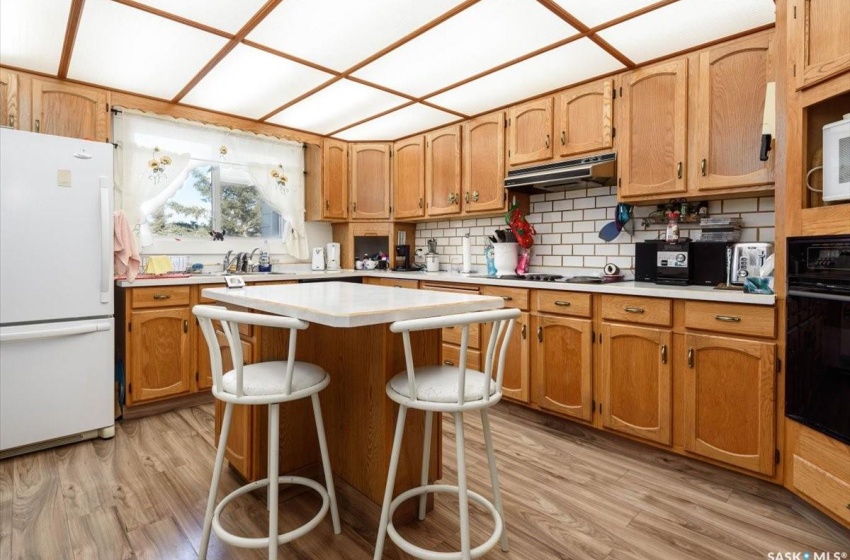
788 289 850 302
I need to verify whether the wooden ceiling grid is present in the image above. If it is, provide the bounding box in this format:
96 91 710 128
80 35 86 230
41 0 767 140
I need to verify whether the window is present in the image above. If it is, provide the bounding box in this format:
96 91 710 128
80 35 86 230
148 163 283 240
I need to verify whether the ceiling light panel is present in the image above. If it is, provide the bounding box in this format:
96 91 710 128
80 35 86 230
598 0 776 63
0 0 72 74
69 0 227 99
336 104 458 141
131 0 268 34
182 44 333 120
551 0 662 29
247 0 465 72
353 0 578 98
429 38 623 116
267 79 407 135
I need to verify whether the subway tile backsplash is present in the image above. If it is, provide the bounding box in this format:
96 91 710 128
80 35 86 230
414 187 775 275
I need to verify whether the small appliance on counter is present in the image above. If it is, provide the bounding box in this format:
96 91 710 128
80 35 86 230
393 245 412 271
731 242 774 285
691 241 732 286
325 242 341 271
635 240 663 282
311 246 326 271
820 113 850 202
425 238 440 272
655 240 692 285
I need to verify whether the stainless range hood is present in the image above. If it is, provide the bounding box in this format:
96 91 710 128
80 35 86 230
504 152 616 194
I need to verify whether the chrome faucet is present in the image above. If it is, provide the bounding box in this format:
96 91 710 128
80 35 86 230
223 250 238 273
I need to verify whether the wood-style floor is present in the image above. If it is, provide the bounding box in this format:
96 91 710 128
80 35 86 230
1 402 848 560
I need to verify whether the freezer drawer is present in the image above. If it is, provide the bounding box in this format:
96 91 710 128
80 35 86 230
0 318 114 452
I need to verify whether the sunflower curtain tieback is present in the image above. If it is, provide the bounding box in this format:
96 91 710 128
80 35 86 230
270 164 289 194
147 147 172 185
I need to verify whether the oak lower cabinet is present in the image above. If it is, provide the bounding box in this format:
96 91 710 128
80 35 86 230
31 78 109 142
393 135 425 219
322 138 349 220
425 125 463 217
507 97 553 167
350 143 391 220
792 0 850 89
0 68 18 129
122 286 193 406
462 112 507 214
480 286 530 403
599 323 672 445
533 314 593 421
682 333 776 475
789 421 850 525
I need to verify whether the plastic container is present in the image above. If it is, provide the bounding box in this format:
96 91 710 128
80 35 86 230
258 240 271 272
485 246 496 276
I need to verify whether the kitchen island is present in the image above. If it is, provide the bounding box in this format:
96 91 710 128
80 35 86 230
201 282 504 528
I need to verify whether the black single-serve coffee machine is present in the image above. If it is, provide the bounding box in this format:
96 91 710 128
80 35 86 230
393 245 411 270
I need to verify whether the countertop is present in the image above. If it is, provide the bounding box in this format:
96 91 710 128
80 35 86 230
117 269 776 306
202 282 504 328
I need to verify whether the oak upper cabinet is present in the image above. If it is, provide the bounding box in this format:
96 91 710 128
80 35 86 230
425 125 462 217
682 333 776 476
619 59 688 199
692 32 775 192
31 78 108 141
534 314 593 421
0 69 18 129
507 97 553 167
792 0 850 89
599 323 672 445
350 143 391 220
462 111 507 214
322 139 349 220
555 79 613 157
393 135 425 219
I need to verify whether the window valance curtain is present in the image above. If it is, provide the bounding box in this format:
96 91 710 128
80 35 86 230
114 109 308 259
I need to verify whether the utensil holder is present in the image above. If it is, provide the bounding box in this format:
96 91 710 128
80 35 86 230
493 243 519 277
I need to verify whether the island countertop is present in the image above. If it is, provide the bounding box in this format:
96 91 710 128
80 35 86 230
201 281 504 328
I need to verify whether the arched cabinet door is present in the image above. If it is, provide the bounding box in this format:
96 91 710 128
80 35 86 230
556 78 613 158
350 143 391 220
534 314 593 421
463 112 507 214
32 78 109 142
393 135 425 219
425 125 462 217
507 97 553 167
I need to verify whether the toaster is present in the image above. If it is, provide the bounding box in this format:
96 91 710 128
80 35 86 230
731 242 774 285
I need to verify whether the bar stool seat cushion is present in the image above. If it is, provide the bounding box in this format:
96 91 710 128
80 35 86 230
388 366 497 404
222 361 327 397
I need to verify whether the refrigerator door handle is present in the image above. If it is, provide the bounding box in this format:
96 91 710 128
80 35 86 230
1 321 112 343
100 177 112 304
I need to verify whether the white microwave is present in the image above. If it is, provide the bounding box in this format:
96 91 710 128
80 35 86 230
823 114 850 202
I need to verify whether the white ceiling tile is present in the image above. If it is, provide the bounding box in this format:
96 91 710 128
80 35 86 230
598 0 776 63
0 0 71 74
353 0 578 98
130 0 268 34
336 104 458 141
182 44 333 120
551 0 661 28
247 0 465 72
429 38 623 116
267 79 407 135
68 0 227 99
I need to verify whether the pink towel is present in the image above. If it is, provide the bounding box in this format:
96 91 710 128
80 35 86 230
114 211 141 282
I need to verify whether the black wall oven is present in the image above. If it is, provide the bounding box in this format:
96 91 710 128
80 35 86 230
786 235 850 445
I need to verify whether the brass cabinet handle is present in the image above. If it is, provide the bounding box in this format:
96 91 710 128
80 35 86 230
537 326 543 343
560 131 566 145
35 119 40 133
419 197 423 209
443 359 454 366
471 190 479 202
455 192 461 205
554 300 571 307
8 114 14 128
501 296 513 301
676 161 682 179
661 344 667 364
352 201 357 212
465 191 470 203
624 306 645 314
544 134 550 148
715 315 741 322
325 200 329 210
521 323 527 340
153 294 171 300
700 158 707 176
687 348 694 368
183 320 188 333
448 193 454 204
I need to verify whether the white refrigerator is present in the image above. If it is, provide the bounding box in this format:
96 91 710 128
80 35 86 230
0 128 115 456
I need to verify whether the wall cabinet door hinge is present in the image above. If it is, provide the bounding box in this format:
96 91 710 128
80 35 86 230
128 383 132 394
776 358 781 373
592 331 596 343
195 371 199 382
612 127 616 138
619 86 623 97
599 334 603 344
793 5 796 18
128 322 132 332
775 449 780 464
599 403 603 414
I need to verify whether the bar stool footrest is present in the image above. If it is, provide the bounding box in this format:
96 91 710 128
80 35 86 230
212 475 330 549
386 483 503 560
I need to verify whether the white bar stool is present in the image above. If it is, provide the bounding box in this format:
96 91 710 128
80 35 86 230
374 308 520 560
194 305 341 560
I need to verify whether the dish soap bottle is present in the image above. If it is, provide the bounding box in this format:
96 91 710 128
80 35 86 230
258 239 271 272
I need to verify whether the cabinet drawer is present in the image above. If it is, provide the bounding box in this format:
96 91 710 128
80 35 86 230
685 301 775 338
480 286 529 310
535 290 591 318
367 277 419 290
441 344 481 371
600 295 671 326
793 456 850 525
442 323 480 349
131 286 191 309
420 282 479 294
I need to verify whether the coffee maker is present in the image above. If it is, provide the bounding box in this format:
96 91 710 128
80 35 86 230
393 245 411 270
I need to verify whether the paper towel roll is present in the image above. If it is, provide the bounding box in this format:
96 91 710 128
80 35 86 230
462 235 472 273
